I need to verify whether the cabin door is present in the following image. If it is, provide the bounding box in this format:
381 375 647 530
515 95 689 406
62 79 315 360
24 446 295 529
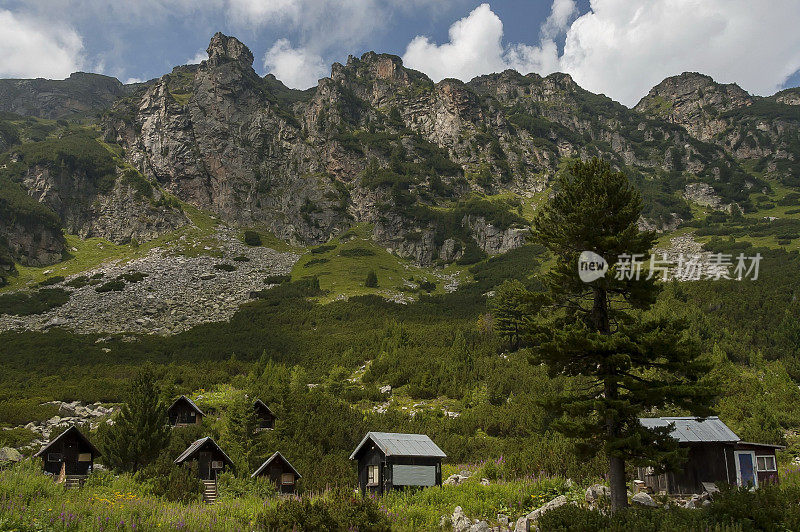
735 451 758 488
63 440 78 475
198 452 212 480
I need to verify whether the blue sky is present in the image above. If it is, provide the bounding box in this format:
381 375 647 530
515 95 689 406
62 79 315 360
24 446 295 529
1 1 798 107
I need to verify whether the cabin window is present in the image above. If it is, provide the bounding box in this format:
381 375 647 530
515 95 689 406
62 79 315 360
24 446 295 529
367 465 379 486
757 455 777 472
211 461 224 470
78 453 92 462
47 453 63 462
281 473 294 485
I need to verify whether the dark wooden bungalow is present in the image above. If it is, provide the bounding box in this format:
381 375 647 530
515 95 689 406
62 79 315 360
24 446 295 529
253 400 276 430
34 426 100 483
251 451 301 493
636 417 784 495
168 395 204 427
350 432 446 494
174 437 234 480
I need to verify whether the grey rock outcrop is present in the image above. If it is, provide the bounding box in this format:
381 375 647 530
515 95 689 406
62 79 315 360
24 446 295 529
0 72 130 119
20 165 188 245
514 495 568 531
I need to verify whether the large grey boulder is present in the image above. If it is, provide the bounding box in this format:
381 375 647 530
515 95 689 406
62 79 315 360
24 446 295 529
0 447 23 463
585 484 610 504
632 492 658 507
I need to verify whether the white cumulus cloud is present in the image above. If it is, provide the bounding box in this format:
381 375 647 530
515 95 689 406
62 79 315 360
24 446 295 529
403 2 575 83
186 50 208 65
263 39 327 89
403 0 800 107
403 4 506 82
560 0 800 106
0 9 84 78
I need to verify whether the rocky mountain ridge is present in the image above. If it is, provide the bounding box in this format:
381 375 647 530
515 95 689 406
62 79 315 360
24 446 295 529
2 32 800 271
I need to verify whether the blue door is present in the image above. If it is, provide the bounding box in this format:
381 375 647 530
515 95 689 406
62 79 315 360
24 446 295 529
737 452 757 487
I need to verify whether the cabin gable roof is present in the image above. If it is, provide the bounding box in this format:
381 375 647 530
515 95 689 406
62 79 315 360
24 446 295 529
639 416 740 443
168 395 204 416
251 451 301 479
34 426 100 458
349 432 446 460
174 437 234 466
253 399 274 417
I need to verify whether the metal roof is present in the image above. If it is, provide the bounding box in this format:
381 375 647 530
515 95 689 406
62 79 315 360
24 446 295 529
349 432 446 460
639 416 739 443
251 451 302 479
34 426 101 458
174 437 234 466
168 395 205 416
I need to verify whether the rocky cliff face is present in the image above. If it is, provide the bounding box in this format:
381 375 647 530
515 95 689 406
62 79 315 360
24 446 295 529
104 33 350 246
104 36 755 264
2 33 800 268
20 165 188 244
0 216 63 266
0 72 131 119
637 72 800 183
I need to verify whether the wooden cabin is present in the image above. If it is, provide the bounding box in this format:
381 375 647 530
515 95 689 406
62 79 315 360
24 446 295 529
174 437 234 480
350 432 446 494
636 417 784 495
168 395 204 427
251 451 301 493
253 400 276 430
34 426 99 484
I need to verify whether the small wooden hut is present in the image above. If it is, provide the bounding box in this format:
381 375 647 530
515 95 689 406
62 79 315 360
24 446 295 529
636 417 784 494
350 432 446 494
253 399 276 430
34 426 99 485
168 395 204 427
251 451 301 493
174 437 234 481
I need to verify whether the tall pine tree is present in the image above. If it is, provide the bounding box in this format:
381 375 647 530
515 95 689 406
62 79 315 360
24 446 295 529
530 158 714 511
100 366 171 473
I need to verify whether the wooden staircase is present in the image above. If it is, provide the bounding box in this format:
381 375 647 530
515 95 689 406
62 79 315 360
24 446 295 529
202 480 217 504
64 475 86 490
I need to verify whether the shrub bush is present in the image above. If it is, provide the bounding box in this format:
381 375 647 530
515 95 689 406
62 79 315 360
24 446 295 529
139 461 203 504
232 255 250 262
418 280 436 292
37 276 64 287
65 275 89 288
365 270 378 288
214 263 237 272
258 495 391 531
95 280 125 292
0 288 70 315
117 272 148 283
311 244 337 254
264 274 291 285
216 472 276 501
304 258 329 267
339 247 375 257
243 230 262 246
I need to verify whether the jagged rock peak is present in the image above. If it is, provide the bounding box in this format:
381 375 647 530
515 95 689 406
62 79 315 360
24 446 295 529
206 32 254 66
637 71 751 109
332 51 429 86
